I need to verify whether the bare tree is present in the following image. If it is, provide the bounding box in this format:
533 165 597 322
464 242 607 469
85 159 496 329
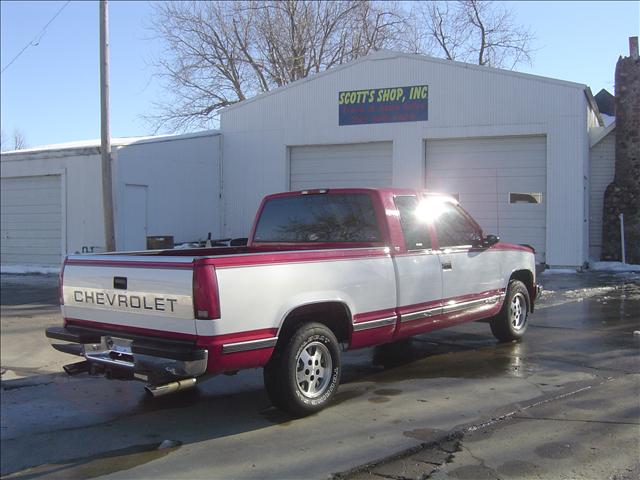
1 128 27 151
411 1 534 68
12 129 28 150
149 0 533 131
148 0 406 131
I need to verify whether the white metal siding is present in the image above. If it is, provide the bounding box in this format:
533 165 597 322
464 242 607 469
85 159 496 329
290 142 392 190
589 131 615 260
115 133 222 246
220 51 589 266
425 136 546 262
1 175 62 265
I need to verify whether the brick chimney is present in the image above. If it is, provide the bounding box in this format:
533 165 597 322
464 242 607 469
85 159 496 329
601 36 640 263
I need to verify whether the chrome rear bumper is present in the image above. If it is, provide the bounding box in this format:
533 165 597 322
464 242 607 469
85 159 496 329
46 326 207 385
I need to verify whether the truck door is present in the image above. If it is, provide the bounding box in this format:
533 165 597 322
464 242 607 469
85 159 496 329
392 195 444 338
430 200 502 326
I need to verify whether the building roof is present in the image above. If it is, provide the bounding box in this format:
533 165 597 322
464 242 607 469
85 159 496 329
594 89 615 116
590 121 616 147
221 49 591 114
0 129 220 157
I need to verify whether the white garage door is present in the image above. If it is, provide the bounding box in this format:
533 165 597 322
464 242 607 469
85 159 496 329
425 136 546 263
1 175 63 266
290 142 393 190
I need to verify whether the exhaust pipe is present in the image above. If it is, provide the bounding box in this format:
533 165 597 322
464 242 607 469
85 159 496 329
145 378 197 397
63 360 90 376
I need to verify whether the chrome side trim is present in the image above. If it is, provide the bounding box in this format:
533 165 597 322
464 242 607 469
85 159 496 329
401 294 504 322
401 306 442 323
222 337 278 354
352 316 397 332
442 294 502 314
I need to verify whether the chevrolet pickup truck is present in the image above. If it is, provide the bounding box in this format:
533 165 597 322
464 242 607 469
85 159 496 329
47 188 541 415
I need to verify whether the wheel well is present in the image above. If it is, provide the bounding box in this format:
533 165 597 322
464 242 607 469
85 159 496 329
510 270 534 310
277 302 352 348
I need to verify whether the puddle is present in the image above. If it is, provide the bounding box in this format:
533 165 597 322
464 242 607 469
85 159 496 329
3 442 182 479
403 427 445 441
534 441 576 459
368 396 391 403
373 388 402 396
497 460 544 477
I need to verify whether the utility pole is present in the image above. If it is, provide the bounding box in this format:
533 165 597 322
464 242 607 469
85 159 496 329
100 0 115 251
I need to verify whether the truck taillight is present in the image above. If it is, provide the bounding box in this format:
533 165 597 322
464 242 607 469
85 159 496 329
59 258 67 306
193 264 221 320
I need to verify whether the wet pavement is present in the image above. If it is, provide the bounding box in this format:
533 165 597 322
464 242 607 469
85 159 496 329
1 270 639 479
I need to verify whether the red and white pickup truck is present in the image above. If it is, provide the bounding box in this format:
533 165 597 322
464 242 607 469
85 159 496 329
47 188 541 415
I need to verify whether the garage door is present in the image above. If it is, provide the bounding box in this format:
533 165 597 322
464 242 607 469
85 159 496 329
290 142 392 190
425 136 546 263
1 175 63 266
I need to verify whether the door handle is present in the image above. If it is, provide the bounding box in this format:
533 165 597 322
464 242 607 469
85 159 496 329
441 261 452 271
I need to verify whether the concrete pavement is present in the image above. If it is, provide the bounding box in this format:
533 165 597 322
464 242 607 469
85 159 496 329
1 271 639 479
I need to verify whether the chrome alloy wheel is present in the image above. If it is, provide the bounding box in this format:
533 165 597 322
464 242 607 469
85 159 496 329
296 341 332 399
510 293 527 331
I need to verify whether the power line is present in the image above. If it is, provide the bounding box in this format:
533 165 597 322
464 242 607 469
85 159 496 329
1 1 71 75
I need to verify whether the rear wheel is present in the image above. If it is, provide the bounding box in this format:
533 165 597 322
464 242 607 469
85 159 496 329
490 280 530 342
263 322 341 416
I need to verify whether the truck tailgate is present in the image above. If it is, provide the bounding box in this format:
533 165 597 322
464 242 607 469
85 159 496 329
62 255 197 336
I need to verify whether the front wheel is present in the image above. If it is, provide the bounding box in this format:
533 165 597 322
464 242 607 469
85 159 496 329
490 280 530 342
263 322 341 416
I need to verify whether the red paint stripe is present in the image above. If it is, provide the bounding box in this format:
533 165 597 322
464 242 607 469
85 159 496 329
66 259 193 269
398 289 504 315
65 318 278 345
488 242 534 253
64 318 197 340
199 247 389 269
353 308 397 324
199 328 279 342
66 248 389 270
397 298 441 315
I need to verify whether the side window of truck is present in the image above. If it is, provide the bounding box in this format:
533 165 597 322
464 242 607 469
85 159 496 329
433 202 480 248
394 196 432 250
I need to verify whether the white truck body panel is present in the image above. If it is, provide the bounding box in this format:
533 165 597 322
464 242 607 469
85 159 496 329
197 253 396 336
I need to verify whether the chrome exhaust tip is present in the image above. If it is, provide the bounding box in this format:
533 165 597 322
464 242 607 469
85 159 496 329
145 378 197 397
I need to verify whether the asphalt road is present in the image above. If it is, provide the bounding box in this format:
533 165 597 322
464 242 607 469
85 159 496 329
1 271 639 480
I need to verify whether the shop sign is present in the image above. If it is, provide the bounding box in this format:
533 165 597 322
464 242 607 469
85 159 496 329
338 85 428 125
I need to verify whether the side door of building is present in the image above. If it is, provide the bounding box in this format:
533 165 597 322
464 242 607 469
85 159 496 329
392 195 444 338
430 199 503 326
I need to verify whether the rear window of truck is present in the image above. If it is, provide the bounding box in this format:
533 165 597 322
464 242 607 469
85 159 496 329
253 193 381 243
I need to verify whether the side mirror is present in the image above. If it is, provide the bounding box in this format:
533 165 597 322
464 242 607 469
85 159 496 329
482 234 500 247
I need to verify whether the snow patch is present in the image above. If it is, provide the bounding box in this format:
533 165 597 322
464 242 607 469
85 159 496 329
542 268 577 275
1 264 60 275
589 261 640 272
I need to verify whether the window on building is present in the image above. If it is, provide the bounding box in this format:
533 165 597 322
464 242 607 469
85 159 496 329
509 192 543 204
394 195 432 250
253 193 382 243
432 202 481 248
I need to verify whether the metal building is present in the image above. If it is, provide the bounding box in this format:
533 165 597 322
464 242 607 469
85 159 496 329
220 50 606 268
1 131 221 267
1 51 615 270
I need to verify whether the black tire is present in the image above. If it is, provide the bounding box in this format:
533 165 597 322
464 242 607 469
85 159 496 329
490 280 530 342
263 322 341 416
